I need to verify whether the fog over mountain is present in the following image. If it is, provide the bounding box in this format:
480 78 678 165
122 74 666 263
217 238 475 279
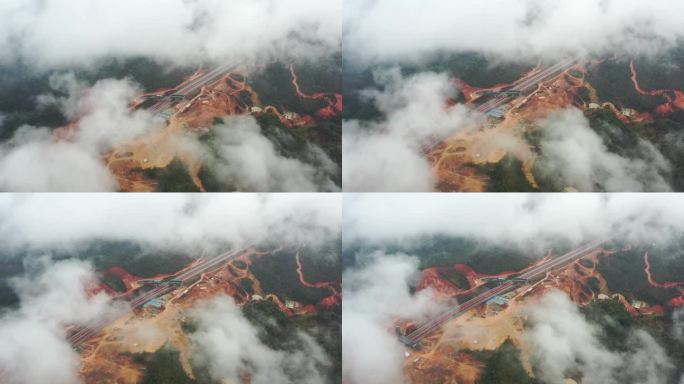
1 0 340 69
345 0 684 63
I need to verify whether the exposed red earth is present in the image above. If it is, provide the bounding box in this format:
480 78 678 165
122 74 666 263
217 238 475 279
46 62 340 191
290 64 342 120
295 251 341 308
68 248 340 383
643 252 684 308
398 244 679 383
429 58 684 191
630 60 684 116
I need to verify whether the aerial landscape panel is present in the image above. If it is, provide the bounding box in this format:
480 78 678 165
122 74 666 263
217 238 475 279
343 0 684 192
343 193 684 384
0 0 341 192
0 194 342 383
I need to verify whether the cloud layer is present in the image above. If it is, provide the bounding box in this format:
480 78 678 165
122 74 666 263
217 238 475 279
0 258 123 384
1 74 341 192
344 0 684 63
190 296 330 384
524 290 675 384
197 115 339 192
536 109 672 192
344 194 684 250
0 0 340 69
343 69 479 191
0 193 341 252
0 74 159 191
342 252 444 384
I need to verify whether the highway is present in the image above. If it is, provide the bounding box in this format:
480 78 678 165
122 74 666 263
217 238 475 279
419 58 578 153
67 246 251 348
147 61 240 115
401 240 604 346
474 57 578 113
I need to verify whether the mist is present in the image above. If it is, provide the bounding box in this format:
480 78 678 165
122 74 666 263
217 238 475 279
0 193 341 253
190 296 330 384
0 0 340 69
524 290 675 384
342 69 480 191
342 252 444 384
195 115 340 192
0 258 125 384
535 109 672 192
344 0 684 63
0 75 160 191
343 193 684 253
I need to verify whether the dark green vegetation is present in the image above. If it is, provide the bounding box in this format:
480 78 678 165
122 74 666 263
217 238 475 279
0 65 68 140
0 57 193 141
83 242 194 277
633 47 684 91
341 62 383 121
530 107 684 191
290 53 342 95
581 299 684 382
241 300 341 384
343 52 533 122
470 153 535 192
438 268 471 290
582 299 639 352
99 270 127 293
587 276 601 293
0 279 19 309
133 345 196 384
249 246 337 304
248 61 330 116
647 238 684 283
471 339 540 384
0 241 196 282
198 113 340 191
297 240 341 284
240 278 254 296
143 157 200 192
575 86 591 105
343 235 535 275
586 59 666 111
597 247 680 306
579 259 594 268
409 52 535 89
81 57 194 93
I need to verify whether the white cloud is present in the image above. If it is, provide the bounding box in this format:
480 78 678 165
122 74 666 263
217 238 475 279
524 290 674 384
189 295 330 384
536 109 672 192
343 69 479 191
0 193 340 252
198 115 339 192
0 74 162 192
344 0 684 63
0 0 340 69
1 73 341 192
0 130 118 192
342 252 444 384
343 194 684 250
0 258 124 384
